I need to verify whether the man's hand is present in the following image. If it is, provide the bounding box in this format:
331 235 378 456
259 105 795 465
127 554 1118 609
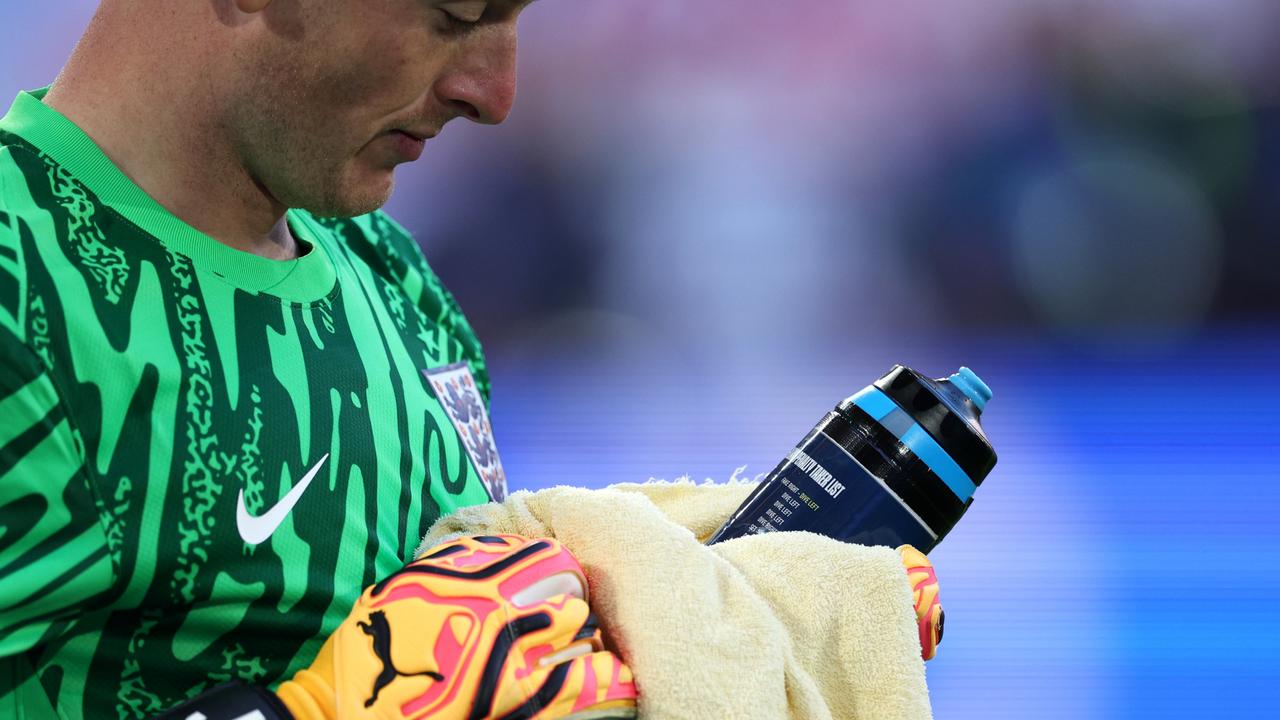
898 544 944 662
155 535 636 720
277 534 636 719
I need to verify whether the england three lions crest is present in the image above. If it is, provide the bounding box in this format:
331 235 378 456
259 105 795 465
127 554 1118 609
423 362 508 502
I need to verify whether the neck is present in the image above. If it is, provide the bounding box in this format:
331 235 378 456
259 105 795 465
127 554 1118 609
43 4 300 260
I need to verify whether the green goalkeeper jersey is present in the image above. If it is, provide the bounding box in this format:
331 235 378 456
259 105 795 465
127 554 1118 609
0 88 508 719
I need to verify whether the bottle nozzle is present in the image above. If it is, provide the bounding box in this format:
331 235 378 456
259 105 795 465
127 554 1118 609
948 367 992 412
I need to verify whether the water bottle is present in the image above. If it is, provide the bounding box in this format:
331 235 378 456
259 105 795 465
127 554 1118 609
705 365 997 553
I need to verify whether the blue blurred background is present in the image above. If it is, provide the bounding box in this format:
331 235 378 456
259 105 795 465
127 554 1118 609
5 2 1279 717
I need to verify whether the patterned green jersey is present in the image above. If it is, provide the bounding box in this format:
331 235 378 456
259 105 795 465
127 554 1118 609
0 88 508 718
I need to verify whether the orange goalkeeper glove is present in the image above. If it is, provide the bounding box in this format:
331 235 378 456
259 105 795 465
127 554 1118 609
278 534 637 719
898 544 944 662
155 535 636 720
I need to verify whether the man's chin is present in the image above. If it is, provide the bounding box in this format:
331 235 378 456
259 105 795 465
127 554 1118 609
300 173 395 219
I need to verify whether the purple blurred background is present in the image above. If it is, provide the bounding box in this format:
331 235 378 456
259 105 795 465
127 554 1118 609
5 2 1279 717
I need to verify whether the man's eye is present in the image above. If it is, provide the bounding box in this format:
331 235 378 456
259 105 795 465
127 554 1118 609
438 11 477 33
435 2 487 33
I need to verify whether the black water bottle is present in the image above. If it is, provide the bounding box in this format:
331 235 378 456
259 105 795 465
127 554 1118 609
706 365 997 552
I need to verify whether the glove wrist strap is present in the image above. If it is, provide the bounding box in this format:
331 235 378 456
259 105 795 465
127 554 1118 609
151 680 294 720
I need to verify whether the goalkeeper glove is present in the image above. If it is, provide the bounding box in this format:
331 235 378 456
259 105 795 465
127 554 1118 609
898 544 944 661
156 535 636 720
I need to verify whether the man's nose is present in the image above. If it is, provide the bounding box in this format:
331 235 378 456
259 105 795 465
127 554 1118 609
434 26 518 125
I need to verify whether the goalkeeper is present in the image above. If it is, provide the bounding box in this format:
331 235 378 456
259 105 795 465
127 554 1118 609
0 0 633 717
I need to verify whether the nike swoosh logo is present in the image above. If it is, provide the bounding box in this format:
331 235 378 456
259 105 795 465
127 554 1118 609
236 454 329 545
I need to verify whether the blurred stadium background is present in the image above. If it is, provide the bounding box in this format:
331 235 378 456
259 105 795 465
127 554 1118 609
4 2 1278 717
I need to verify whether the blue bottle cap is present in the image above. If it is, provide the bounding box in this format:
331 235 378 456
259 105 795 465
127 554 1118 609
948 367 992 412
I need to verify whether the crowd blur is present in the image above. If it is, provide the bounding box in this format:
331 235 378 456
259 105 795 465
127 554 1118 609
383 0 1280 365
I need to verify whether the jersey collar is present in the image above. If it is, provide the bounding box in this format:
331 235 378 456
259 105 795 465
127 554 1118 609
0 87 337 304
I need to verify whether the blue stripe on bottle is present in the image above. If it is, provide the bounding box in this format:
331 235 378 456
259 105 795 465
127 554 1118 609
851 388 978 502
847 386 897 420
899 425 977 500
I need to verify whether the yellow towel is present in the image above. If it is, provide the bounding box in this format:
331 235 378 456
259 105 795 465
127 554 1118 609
418 480 933 720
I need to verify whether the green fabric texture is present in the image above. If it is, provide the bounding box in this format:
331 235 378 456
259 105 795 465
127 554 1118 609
0 88 498 718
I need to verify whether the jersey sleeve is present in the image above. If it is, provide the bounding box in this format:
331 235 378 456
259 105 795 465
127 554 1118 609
0 248 116 659
316 210 492 405
370 211 492 405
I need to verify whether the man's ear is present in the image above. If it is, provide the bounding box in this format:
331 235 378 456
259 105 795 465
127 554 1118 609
235 0 272 12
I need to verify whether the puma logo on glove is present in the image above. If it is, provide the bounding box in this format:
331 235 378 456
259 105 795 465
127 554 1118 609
357 610 445 708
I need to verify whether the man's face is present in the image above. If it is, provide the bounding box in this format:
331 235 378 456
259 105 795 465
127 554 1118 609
226 0 528 218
